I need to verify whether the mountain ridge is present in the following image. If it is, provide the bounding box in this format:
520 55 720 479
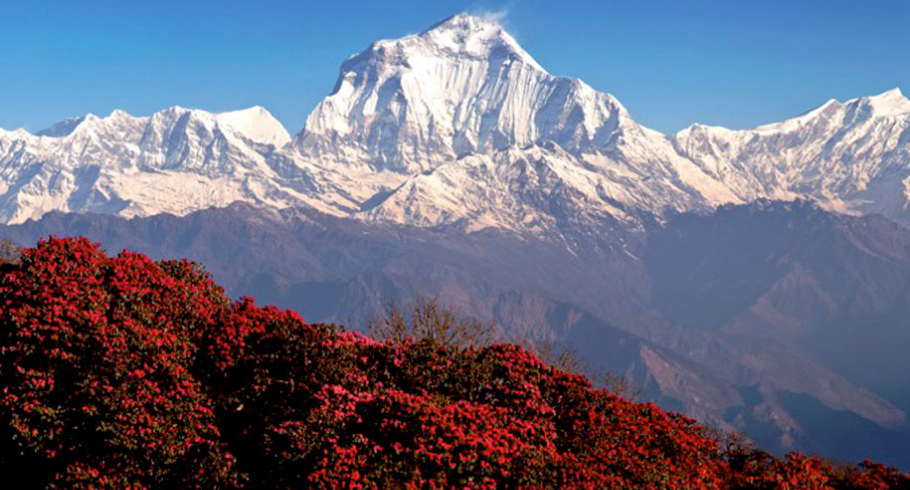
1 13 909 232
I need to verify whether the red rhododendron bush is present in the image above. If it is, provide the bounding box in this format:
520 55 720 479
0 238 907 489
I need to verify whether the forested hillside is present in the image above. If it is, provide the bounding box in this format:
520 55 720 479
0 237 907 489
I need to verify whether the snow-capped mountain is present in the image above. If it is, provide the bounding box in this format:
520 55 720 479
295 13 737 231
2 13 910 231
674 88 910 222
0 106 309 224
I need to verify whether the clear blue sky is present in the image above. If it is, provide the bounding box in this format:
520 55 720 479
1 0 907 135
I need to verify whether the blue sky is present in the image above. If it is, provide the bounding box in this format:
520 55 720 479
1 0 907 135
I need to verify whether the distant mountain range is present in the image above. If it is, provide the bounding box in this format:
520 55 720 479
2 13 910 467
1 13 909 231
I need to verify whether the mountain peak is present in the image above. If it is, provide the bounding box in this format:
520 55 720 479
870 87 904 99
427 13 543 71
361 12 545 73
425 12 498 31
297 13 638 176
214 106 291 147
36 115 91 137
107 109 133 119
749 98 843 133
859 87 910 117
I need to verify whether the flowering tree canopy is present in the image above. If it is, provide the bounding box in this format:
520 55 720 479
0 237 906 489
